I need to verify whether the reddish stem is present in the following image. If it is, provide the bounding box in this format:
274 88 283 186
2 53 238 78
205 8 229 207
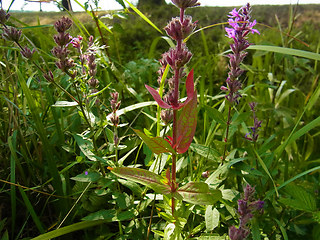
171 6 185 218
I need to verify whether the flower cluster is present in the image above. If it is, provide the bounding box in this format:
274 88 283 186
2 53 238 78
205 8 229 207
221 3 259 104
51 17 74 74
146 0 199 124
0 8 35 60
70 35 99 91
110 92 121 146
245 102 262 142
229 184 264 240
0 9 10 25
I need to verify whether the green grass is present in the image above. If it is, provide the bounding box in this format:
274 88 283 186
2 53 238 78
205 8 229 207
1 3 320 239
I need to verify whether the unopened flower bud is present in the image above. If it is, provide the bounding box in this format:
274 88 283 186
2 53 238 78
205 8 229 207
164 16 196 41
21 46 35 59
171 0 200 9
0 9 10 25
88 35 94 47
2 27 22 42
88 78 99 88
160 109 173 124
114 134 119 146
54 32 72 46
201 171 210 178
71 35 83 49
54 16 72 33
44 71 54 82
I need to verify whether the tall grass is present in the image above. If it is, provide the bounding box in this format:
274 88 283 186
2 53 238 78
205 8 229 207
1 2 320 239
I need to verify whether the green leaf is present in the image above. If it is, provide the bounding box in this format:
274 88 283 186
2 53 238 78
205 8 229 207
248 45 320 61
190 143 220 161
72 133 96 161
251 217 261 240
82 209 116 221
117 178 144 196
164 223 183 240
19 187 45 234
274 219 288 240
204 105 226 126
32 220 112 240
205 206 220 232
109 167 170 195
71 171 101 182
52 101 78 107
253 148 279 197
133 129 175 154
265 166 320 199
177 182 222 205
278 184 317 212
176 91 198 154
115 0 125 8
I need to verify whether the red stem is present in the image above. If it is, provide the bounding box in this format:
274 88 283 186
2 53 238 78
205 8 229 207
171 6 185 218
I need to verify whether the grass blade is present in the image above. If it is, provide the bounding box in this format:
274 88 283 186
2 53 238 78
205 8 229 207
123 0 163 34
18 187 45 234
248 45 320 61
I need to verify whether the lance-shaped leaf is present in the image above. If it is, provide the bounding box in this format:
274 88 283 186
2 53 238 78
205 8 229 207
145 84 172 109
133 129 175 154
177 182 222 205
176 90 197 154
145 69 196 110
109 167 171 195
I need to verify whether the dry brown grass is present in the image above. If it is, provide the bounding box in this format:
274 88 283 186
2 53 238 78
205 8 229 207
10 11 111 26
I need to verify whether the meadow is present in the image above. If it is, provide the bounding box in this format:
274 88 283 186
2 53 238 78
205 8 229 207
1 1 320 239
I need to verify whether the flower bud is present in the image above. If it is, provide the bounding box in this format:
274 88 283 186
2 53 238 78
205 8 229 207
21 46 35 59
164 16 196 41
44 71 54 82
0 9 10 25
2 27 22 42
54 16 72 33
171 0 200 9
160 109 173 124
88 77 99 88
54 32 72 46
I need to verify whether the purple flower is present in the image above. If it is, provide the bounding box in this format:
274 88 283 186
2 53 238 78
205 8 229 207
222 3 259 104
245 102 262 142
54 16 72 33
0 9 10 25
229 184 264 240
164 16 197 41
71 35 83 50
2 26 22 42
21 46 35 59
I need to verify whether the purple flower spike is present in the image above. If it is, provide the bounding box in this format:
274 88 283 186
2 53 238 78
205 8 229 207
245 102 262 142
0 9 10 25
222 3 259 105
229 184 264 240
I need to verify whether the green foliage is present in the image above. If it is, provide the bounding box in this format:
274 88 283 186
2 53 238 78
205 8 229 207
1 2 320 240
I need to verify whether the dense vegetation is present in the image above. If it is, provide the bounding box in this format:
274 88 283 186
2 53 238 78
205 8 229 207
1 2 320 239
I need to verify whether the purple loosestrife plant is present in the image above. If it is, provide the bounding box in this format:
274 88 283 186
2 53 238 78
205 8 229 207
229 184 264 240
0 9 35 60
221 3 259 161
245 102 262 142
144 0 200 216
